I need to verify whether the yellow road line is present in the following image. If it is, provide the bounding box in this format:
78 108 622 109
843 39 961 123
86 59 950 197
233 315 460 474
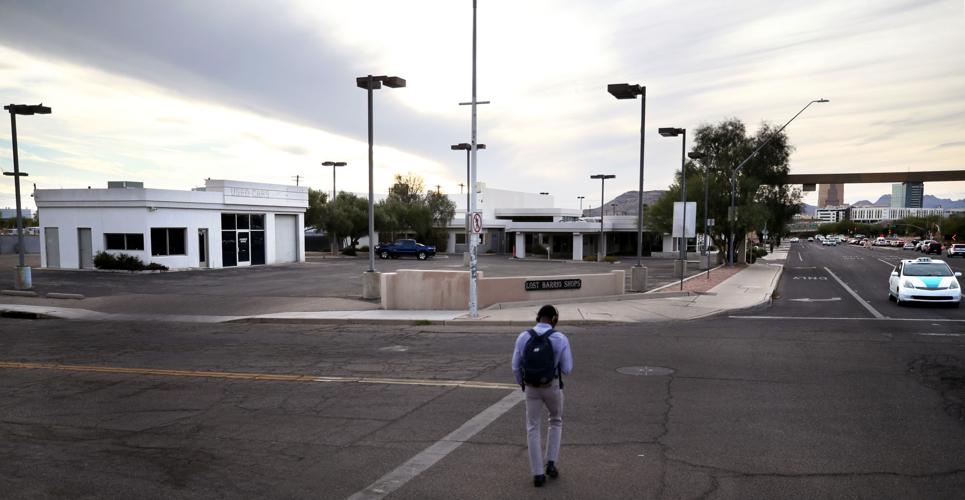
0 361 517 390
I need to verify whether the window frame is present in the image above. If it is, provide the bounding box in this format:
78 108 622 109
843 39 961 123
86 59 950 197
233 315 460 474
150 227 188 256
104 233 145 251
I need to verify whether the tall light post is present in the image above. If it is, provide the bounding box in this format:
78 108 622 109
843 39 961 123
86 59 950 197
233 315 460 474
659 127 687 290
451 143 485 243
577 195 585 212
590 174 615 260
322 160 347 256
607 83 648 264
4 103 51 290
356 75 405 279
322 161 348 201
727 99 828 266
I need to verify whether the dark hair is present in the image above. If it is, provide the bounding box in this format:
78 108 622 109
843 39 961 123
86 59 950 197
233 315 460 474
536 304 558 322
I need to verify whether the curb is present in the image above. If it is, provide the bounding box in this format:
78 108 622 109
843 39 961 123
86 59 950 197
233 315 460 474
226 317 626 327
1 290 39 297
484 290 692 310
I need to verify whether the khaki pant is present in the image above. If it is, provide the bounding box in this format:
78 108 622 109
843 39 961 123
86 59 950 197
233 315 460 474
525 382 564 476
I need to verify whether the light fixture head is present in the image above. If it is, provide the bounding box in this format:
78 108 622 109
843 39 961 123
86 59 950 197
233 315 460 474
4 103 52 115
607 83 643 100
382 76 406 88
658 127 684 137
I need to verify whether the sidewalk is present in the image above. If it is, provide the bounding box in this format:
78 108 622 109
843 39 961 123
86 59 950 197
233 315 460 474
0 246 786 324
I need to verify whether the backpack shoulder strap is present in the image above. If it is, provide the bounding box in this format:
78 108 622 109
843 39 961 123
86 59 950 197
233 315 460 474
526 329 537 339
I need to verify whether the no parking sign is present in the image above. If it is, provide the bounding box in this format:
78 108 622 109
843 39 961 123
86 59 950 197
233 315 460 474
470 212 483 234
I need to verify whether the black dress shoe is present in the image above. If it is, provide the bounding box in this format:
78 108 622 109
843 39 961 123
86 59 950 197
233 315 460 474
546 461 559 478
533 474 546 487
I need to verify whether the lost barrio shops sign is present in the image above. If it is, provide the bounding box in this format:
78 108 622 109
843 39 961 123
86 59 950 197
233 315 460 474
524 279 582 291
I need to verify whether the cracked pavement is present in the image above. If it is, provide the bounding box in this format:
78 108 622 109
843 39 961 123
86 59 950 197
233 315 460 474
2 315 965 499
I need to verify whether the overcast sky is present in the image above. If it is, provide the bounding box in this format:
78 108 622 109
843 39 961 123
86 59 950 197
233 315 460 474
1 0 963 211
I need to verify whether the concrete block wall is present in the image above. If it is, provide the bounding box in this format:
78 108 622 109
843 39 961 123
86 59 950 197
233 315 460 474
380 269 625 310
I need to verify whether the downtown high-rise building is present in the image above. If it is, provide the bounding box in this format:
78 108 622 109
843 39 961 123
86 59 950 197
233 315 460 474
818 183 844 208
891 182 923 208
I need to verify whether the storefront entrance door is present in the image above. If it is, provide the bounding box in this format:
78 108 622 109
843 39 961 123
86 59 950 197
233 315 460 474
238 231 250 263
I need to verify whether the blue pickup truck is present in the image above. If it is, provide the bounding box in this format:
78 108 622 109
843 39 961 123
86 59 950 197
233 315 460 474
375 239 436 260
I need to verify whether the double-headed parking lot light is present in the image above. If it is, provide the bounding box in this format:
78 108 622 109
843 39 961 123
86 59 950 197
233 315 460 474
356 75 405 275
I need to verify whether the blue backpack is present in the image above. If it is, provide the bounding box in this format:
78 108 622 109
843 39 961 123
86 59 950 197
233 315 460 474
521 329 563 388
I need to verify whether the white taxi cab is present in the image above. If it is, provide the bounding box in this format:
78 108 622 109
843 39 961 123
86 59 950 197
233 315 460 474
888 257 962 307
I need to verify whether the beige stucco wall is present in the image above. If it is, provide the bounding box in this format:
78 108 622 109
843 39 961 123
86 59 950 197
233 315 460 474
380 269 625 310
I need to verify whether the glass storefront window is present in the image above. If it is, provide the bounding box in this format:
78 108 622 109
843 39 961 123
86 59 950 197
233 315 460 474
221 213 236 230
237 214 250 229
251 214 264 230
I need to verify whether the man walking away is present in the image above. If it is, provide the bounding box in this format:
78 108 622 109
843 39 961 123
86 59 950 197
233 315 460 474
511 304 573 487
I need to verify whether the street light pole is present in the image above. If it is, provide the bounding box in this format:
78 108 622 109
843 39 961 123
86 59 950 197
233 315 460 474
322 161 347 255
4 103 51 290
728 99 828 266
356 75 405 277
322 161 348 201
590 174 615 260
451 143 485 252
578 196 585 212
607 83 648 265
659 127 687 290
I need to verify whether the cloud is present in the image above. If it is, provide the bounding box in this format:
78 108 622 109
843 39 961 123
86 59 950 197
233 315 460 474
0 0 962 211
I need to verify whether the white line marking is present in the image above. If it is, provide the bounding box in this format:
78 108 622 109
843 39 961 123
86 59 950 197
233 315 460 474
877 258 895 267
915 333 965 337
823 266 885 319
788 297 842 302
729 315 965 322
798 252 804 262
348 390 525 500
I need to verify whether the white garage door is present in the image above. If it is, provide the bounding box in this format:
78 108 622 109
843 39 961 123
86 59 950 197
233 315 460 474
274 214 297 263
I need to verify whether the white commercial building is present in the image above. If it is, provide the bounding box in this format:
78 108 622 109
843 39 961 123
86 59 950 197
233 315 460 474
36 179 308 269
442 182 679 260
815 205 849 223
849 206 964 223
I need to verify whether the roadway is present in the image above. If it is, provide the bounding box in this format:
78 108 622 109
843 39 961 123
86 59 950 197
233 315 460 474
762 240 963 321
2 311 965 498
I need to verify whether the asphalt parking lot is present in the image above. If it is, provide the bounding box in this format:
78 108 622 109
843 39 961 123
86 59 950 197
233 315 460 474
1 253 710 316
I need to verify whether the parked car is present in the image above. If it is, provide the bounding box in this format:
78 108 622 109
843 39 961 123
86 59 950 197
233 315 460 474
888 257 961 307
947 243 965 258
807 237 814 242
375 239 436 260
789 237 800 243
902 242 916 250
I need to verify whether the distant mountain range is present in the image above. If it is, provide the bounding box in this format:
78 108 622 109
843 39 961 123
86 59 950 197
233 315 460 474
584 190 666 217
802 194 965 216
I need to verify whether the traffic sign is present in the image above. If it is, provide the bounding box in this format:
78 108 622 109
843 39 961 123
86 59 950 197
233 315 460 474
470 212 483 234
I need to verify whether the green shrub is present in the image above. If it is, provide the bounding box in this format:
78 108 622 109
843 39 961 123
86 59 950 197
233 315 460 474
93 251 168 271
358 245 369 252
341 246 357 256
604 255 618 263
583 255 597 262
